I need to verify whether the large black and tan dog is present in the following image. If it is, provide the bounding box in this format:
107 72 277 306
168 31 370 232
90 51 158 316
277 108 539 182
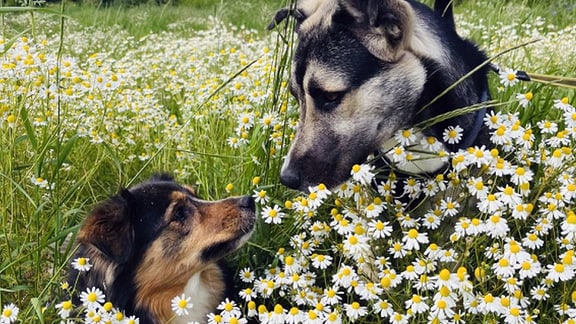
271 0 491 191
69 174 255 323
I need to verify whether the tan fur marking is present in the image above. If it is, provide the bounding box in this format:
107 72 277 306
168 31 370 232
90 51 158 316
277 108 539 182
170 190 187 202
305 62 350 93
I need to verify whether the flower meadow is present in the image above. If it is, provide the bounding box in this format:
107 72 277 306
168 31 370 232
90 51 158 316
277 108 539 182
1 1 576 323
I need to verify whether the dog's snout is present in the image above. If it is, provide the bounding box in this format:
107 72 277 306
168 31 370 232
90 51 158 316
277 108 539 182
239 196 255 211
280 166 301 190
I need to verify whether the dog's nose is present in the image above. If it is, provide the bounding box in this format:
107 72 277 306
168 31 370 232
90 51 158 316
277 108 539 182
280 167 301 190
239 196 255 211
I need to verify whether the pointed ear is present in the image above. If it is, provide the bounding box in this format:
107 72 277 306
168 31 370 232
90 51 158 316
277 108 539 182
148 173 174 182
340 0 414 62
77 191 134 265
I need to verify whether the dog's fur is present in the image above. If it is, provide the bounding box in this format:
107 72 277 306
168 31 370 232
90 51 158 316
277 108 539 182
271 0 491 191
69 174 255 323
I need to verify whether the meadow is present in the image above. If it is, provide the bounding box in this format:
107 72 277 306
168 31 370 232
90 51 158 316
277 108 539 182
1 0 576 323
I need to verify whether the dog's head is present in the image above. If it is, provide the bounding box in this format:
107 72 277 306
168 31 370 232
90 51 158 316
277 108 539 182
272 0 489 191
72 174 255 320
273 0 428 191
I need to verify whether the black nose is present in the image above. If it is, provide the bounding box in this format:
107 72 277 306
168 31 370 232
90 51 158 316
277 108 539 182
280 167 301 190
239 196 255 211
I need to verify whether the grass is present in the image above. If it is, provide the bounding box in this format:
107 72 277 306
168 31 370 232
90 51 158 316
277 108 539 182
0 0 575 323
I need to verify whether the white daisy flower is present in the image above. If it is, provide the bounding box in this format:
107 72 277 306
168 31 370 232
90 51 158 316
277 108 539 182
1 304 19 324
171 294 193 316
79 287 105 310
71 257 93 272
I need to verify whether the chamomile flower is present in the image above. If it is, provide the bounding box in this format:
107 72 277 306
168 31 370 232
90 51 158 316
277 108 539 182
562 211 576 240
310 183 331 200
421 209 442 230
537 120 558 134
311 254 333 270
402 228 429 250
420 135 444 151
485 213 510 238
491 124 513 145
546 262 575 282
394 128 417 146
55 300 74 319
563 108 576 128
350 164 375 185
325 311 342 324
496 185 522 207
554 97 573 111
530 285 550 301
171 294 193 316
80 287 105 310
343 301 367 321
332 265 358 288
364 197 384 218
1 304 18 324
239 287 256 302
510 166 534 185
321 287 343 306
389 240 409 258
518 257 542 279
253 189 269 204
30 176 49 189
405 294 429 314
239 267 255 283
516 91 533 107
368 219 393 239
442 125 463 144
477 194 504 213
492 257 515 278
440 197 460 217
217 298 242 319
478 292 502 314
71 257 93 272
499 67 520 87
261 205 285 224
206 313 224 324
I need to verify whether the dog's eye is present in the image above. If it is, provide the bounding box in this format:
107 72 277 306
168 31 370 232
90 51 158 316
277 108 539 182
316 91 344 111
172 206 188 223
324 92 342 102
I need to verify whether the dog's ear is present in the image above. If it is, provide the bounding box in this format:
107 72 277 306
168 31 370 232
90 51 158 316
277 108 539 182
148 173 174 182
268 7 292 30
340 0 414 62
77 190 134 265
268 0 330 30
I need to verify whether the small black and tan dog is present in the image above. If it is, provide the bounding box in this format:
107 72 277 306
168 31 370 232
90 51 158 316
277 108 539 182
69 174 255 323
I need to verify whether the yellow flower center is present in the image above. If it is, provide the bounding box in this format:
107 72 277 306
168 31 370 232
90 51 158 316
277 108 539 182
439 269 451 281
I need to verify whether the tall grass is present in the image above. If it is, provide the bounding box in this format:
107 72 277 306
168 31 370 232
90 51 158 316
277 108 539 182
0 0 575 323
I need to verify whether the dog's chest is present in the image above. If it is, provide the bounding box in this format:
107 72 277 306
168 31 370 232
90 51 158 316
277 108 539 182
173 267 225 324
